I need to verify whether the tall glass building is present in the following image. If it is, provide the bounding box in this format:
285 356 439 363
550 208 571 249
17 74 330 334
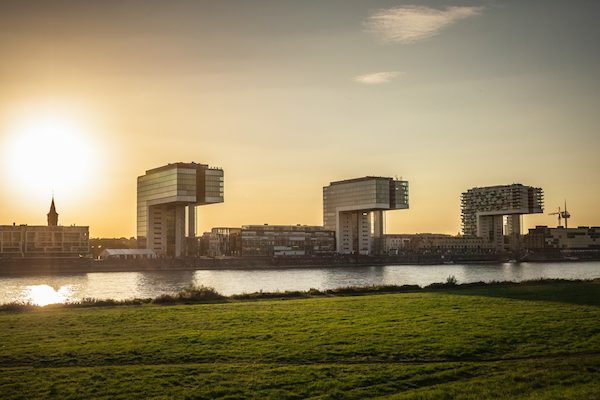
137 162 224 257
323 176 409 255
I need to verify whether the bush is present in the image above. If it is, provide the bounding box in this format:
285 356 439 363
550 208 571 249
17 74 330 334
446 275 458 285
153 286 226 304
0 301 37 313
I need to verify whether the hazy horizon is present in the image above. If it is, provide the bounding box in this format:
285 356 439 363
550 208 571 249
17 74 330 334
1 0 599 237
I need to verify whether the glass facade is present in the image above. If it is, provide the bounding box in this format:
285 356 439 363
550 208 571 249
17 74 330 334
137 162 224 257
323 177 409 230
322 177 409 255
241 225 335 257
204 169 224 203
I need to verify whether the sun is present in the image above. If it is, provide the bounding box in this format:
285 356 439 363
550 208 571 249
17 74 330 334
2 105 98 199
25 284 73 306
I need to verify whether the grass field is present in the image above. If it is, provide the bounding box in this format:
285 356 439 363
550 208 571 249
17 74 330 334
1 281 599 399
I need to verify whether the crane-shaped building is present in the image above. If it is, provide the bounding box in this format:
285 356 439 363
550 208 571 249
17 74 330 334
461 184 544 251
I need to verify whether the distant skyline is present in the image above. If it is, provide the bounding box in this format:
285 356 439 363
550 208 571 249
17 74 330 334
1 0 599 237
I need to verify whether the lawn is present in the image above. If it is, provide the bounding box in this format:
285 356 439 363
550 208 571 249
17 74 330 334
1 281 599 399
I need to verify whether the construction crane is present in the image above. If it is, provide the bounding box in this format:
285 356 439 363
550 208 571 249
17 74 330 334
562 200 571 229
548 200 571 228
548 207 562 227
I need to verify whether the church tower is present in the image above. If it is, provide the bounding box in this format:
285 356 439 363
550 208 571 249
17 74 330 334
47 196 59 226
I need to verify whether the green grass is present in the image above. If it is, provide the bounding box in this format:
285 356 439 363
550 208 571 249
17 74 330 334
1 281 599 399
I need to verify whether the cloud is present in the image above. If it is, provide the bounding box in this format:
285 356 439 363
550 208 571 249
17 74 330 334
365 5 483 44
353 71 403 84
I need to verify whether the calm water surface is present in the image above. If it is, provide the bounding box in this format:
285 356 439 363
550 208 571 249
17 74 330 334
1 261 599 305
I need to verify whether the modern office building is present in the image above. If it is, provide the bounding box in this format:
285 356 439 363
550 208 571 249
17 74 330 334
323 176 409 255
137 162 224 257
241 225 335 257
0 198 89 258
461 184 544 250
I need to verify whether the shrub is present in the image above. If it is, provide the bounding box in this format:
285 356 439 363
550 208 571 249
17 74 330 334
446 275 458 285
0 301 37 313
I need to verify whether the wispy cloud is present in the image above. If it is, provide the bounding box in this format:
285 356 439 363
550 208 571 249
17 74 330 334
365 5 483 44
353 71 403 84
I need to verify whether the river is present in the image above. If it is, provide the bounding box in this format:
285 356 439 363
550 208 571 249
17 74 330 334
1 261 599 305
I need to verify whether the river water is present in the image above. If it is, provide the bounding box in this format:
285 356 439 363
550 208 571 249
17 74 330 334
1 261 599 305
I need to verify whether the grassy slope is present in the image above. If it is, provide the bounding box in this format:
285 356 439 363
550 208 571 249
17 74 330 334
0 281 599 399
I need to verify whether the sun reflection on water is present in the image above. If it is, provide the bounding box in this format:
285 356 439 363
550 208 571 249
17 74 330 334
24 285 73 306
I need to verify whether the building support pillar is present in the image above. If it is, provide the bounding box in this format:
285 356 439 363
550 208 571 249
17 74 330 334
506 214 521 252
175 204 185 257
477 214 504 251
372 210 384 255
187 205 196 238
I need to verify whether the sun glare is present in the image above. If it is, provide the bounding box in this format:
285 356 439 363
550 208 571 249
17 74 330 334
3 106 98 199
24 284 73 306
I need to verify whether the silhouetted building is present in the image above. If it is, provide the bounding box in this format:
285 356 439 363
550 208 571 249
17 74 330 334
137 162 224 257
0 198 89 258
461 184 543 250
323 176 408 255
47 197 58 226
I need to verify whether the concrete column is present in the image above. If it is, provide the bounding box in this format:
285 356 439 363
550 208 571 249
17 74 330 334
358 212 371 255
372 210 384 255
477 214 504 251
506 214 521 252
175 204 185 257
146 206 154 251
187 205 196 238
337 211 353 254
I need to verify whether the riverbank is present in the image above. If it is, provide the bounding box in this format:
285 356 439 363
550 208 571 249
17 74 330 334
3 252 599 275
2 278 598 311
1 280 599 399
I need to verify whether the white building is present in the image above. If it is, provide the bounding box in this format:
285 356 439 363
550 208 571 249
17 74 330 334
323 176 409 255
137 162 223 257
98 249 156 260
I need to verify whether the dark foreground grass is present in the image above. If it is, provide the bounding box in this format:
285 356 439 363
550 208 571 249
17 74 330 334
1 281 599 399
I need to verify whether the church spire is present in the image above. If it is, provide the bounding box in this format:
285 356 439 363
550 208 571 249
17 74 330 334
47 196 59 226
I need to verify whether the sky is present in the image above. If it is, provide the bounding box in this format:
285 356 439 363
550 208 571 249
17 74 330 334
0 0 599 238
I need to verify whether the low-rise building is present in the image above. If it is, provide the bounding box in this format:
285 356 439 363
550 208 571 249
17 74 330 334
524 226 600 251
207 227 242 257
98 248 157 260
384 233 495 255
241 225 335 257
0 199 89 258
383 234 419 254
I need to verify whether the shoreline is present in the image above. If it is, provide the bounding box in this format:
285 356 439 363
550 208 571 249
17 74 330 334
2 278 598 310
1 256 599 276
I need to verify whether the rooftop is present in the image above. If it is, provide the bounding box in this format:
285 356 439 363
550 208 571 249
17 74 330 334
144 162 223 175
326 176 405 187
100 249 156 256
463 183 542 192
